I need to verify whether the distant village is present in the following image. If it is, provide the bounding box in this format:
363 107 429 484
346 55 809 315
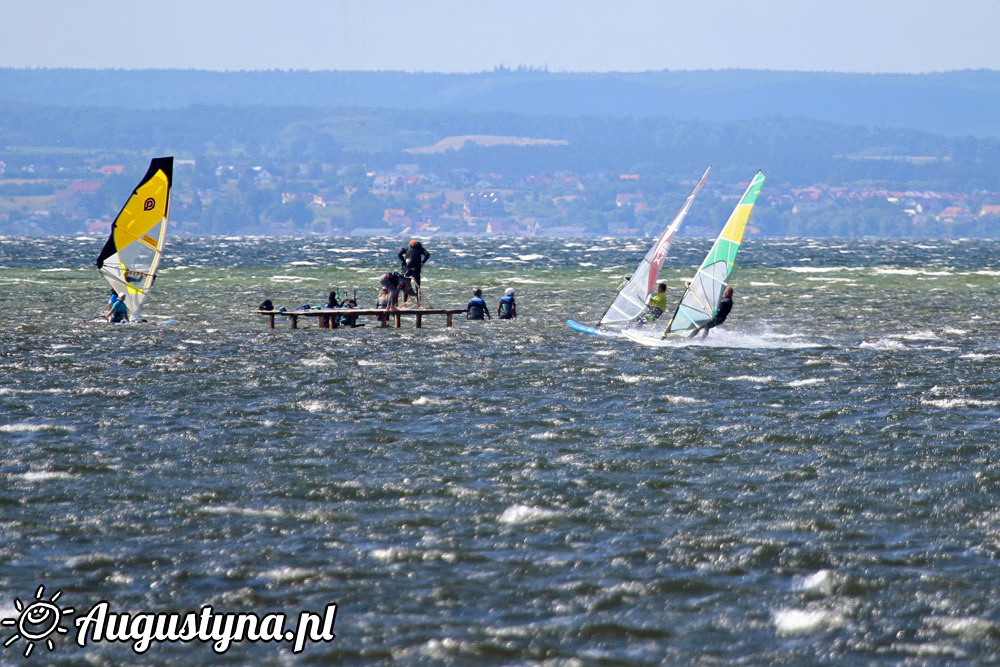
1 155 998 237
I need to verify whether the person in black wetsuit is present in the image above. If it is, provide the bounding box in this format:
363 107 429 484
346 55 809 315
466 288 491 320
690 286 734 338
397 239 430 303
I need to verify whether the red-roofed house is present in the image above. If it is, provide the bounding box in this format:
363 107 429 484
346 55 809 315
615 193 644 207
936 206 971 223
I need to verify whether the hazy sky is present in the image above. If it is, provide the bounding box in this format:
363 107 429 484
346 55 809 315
3 0 997 74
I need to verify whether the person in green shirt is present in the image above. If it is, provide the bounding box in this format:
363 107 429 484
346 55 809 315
635 283 668 326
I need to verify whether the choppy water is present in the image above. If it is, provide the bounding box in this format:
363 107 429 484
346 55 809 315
1 236 999 664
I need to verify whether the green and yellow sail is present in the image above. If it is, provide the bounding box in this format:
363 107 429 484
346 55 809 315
663 170 765 336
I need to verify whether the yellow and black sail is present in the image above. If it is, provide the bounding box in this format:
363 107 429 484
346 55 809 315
95 157 173 319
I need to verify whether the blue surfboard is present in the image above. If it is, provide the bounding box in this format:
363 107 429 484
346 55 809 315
566 320 623 338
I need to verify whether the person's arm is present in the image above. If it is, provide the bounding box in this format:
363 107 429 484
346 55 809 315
421 249 430 264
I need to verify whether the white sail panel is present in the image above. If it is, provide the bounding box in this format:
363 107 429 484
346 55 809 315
599 166 711 327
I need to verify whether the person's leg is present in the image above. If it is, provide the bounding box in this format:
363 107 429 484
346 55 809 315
410 271 422 305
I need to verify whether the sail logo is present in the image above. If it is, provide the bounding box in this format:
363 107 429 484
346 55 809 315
143 197 156 211
1 586 75 657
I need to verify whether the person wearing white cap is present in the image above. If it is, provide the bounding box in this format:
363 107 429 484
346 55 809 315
498 288 517 320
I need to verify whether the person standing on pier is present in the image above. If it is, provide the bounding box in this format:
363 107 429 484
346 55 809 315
398 239 430 305
380 272 416 310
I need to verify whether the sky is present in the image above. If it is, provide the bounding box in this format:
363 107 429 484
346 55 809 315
3 0 998 74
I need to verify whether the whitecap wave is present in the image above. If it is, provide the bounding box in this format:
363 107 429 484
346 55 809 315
773 608 845 635
792 569 837 594
860 338 905 350
20 470 74 482
725 375 777 384
498 504 559 525
787 378 825 388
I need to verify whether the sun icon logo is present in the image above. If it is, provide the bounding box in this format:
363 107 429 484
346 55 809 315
2 585 75 657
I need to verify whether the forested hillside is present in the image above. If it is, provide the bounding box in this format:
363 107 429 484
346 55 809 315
1 68 999 237
3 68 1000 137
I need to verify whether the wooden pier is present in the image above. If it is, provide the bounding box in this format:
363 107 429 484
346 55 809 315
256 307 469 329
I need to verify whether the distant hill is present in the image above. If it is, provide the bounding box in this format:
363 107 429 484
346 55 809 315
2 68 1000 137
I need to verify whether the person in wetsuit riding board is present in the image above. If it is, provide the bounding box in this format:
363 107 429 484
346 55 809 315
690 286 733 338
635 283 668 327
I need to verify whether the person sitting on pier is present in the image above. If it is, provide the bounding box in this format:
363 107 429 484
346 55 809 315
325 290 340 309
339 298 363 327
376 287 389 309
466 288 491 320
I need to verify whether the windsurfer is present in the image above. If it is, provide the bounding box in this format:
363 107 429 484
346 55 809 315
108 293 129 324
690 286 734 338
105 291 119 319
634 283 668 326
